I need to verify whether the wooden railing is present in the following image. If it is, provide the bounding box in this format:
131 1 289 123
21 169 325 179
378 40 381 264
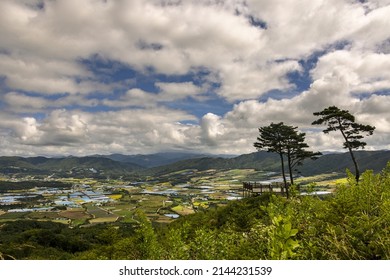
242 181 288 197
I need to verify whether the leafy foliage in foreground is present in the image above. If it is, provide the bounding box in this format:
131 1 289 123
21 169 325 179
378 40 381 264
1 164 390 260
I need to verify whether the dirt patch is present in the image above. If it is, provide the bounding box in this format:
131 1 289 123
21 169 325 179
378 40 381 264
89 217 119 224
59 209 91 220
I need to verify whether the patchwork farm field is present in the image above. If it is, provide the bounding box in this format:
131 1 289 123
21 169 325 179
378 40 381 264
58 209 91 226
0 168 338 226
85 204 119 224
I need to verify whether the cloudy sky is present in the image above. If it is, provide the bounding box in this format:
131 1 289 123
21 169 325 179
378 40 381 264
0 0 389 157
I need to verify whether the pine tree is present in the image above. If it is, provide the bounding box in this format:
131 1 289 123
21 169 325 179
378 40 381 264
254 122 320 197
312 106 375 182
284 131 321 185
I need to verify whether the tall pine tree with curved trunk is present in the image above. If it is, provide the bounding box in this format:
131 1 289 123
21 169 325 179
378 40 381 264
312 106 375 183
254 122 320 197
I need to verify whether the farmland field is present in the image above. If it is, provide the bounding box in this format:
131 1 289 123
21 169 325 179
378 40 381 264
85 204 119 224
171 205 195 215
0 211 28 220
59 209 91 220
27 211 60 220
89 216 119 224
0 168 338 226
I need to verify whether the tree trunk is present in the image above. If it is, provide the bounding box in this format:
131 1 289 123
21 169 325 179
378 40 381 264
279 153 289 198
338 122 361 183
348 146 360 182
287 153 294 186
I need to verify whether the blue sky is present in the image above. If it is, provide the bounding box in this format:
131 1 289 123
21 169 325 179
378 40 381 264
0 0 389 156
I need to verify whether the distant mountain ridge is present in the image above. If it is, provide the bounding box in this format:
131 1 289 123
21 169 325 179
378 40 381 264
97 152 232 168
297 150 390 175
0 156 143 178
0 150 389 178
145 151 281 175
145 150 390 176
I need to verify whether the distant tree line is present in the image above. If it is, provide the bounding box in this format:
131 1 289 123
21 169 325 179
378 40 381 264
0 181 72 193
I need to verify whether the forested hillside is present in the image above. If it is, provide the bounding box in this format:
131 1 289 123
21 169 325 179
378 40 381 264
0 156 143 178
146 150 390 177
1 150 389 178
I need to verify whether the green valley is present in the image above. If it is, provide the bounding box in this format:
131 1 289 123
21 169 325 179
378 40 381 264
1 151 390 260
